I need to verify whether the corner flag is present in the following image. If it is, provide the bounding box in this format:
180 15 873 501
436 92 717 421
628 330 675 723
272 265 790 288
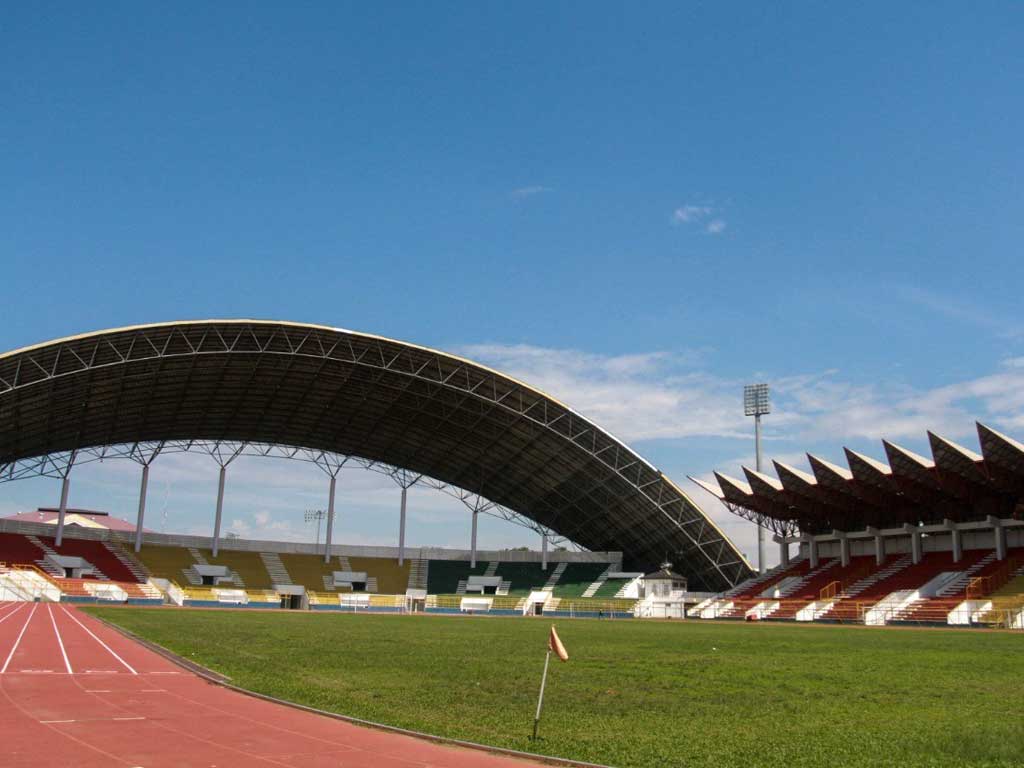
533 626 568 739
548 625 569 662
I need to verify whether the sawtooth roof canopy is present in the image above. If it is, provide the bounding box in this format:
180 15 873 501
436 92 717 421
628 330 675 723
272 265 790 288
0 320 750 590
691 423 1024 537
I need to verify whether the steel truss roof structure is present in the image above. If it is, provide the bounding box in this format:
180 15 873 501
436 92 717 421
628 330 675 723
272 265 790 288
691 423 1024 537
0 320 750 590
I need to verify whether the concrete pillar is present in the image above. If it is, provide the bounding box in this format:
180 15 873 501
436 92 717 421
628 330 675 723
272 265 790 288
541 532 548 570
910 529 921 564
398 488 407 566
951 526 962 563
874 534 885 566
995 525 1007 561
134 464 150 553
54 475 72 548
323 475 337 563
834 532 850 568
777 537 790 568
808 538 819 569
470 509 479 568
212 466 226 558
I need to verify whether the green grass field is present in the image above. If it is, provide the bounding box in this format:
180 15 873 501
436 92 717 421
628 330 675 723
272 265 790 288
85 608 1024 768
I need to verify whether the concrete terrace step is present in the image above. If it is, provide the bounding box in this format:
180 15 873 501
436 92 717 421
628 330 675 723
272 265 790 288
407 559 428 591
259 552 291 585
105 542 150 582
543 562 567 590
581 565 613 598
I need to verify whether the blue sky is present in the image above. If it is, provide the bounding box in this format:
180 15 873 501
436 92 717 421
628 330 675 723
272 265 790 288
2 4 1022 566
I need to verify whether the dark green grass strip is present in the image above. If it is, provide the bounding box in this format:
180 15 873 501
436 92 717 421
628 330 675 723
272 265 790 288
84 608 1024 768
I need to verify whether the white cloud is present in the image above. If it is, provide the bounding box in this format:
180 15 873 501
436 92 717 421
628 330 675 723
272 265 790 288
510 185 551 199
672 204 712 223
672 204 727 234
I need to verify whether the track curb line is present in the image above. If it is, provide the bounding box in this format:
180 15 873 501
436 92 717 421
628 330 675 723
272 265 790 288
89 612 614 768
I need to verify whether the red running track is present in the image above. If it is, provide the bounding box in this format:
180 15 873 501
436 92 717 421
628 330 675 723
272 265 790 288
0 602 544 767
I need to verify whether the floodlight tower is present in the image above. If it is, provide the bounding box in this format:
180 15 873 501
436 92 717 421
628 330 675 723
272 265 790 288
743 383 770 574
305 508 327 548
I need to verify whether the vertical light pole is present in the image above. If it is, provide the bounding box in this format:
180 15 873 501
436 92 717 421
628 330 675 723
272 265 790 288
305 509 327 549
744 383 771 574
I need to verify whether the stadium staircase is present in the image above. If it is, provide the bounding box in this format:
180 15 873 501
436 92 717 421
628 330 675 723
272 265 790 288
186 547 244 586
817 555 912 621
25 535 77 578
260 552 292 585
105 542 150 582
849 550 990 625
892 552 1001 623
407 558 428 591
692 557 808 618
338 555 353 571
582 565 613 597
715 558 834 619
0 533 59 577
543 562 567 590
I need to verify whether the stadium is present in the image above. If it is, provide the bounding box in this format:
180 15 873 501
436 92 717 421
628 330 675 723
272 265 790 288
0 320 1021 767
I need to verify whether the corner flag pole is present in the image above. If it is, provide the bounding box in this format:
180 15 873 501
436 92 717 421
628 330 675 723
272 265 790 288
532 649 552 740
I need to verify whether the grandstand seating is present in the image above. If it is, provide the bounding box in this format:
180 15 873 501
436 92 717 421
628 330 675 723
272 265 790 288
768 556 878 619
136 544 201 584
552 562 608 597
820 549 990 622
197 549 274 589
426 560 489 594
37 536 143 583
591 576 634 598
494 561 551 595
277 552 336 591
347 557 409 595
706 559 815 618
0 532 47 567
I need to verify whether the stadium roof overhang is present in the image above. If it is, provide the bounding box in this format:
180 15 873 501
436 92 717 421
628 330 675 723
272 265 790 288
0 320 752 590
691 423 1024 537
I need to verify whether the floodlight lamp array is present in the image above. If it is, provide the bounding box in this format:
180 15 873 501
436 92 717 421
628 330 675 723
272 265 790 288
743 383 770 416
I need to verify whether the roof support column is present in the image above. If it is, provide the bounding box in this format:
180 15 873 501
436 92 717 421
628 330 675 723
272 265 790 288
807 537 819 569
311 454 347 565
54 450 77 548
541 531 548 571
775 535 790 569
130 443 163 554
323 475 337 563
987 516 1006 561
945 520 962 563
134 464 150 553
212 466 227 558
867 527 885 566
470 509 479 568
904 524 921 565
398 487 407 566
55 477 72 548
834 531 850 568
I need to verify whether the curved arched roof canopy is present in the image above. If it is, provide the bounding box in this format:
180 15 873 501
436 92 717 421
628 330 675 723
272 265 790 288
0 320 751 590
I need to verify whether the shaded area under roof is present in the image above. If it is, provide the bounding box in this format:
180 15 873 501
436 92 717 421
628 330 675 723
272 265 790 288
0 319 751 590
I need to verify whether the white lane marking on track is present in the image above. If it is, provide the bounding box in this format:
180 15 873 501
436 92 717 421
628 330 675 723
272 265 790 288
58 605 137 675
40 719 77 724
113 717 145 721
1 602 37 674
0 601 27 627
47 604 73 674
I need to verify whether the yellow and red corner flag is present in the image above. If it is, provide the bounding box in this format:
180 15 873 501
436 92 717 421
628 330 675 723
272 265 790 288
548 625 569 662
